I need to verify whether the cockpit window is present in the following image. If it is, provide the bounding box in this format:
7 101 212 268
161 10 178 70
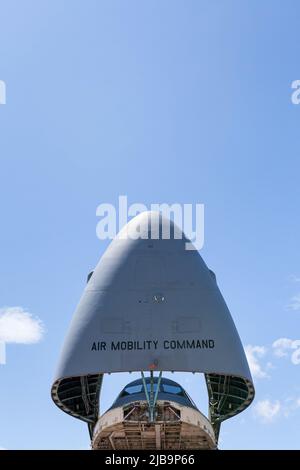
123 385 143 395
122 383 159 396
121 382 184 397
162 384 183 395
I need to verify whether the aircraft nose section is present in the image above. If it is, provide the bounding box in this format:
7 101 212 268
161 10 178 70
51 210 254 431
113 210 189 251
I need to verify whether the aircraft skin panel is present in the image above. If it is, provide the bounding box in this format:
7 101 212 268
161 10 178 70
53 212 252 383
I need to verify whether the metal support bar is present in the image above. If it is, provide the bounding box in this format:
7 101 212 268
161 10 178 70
141 371 151 408
153 371 162 409
141 370 162 422
124 405 137 421
149 370 154 420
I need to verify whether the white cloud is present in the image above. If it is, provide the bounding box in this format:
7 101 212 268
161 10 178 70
254 397 300 422
272 338 294 357
272 338 300 365
245 345 268 379
0 307 44 344
291 344 300 365
254 400 281 422
287 293 300 311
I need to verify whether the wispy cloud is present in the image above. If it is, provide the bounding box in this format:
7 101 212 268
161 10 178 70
272 338 300 365
254 396 300 423
272 338 294 357
287 294 300 311
245 345 269 379
0 307 44 344
254 400 281 422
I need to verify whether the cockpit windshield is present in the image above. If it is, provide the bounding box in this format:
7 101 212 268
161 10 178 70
161 384 183 395
110 377 198 411
121 381 184 397
123 385 143 395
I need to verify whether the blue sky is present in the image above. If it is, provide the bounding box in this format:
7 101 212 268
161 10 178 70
0 0 300 449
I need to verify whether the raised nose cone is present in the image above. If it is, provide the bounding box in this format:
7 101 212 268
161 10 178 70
112 210 193 251
54 210 250 377
51 211 254 426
